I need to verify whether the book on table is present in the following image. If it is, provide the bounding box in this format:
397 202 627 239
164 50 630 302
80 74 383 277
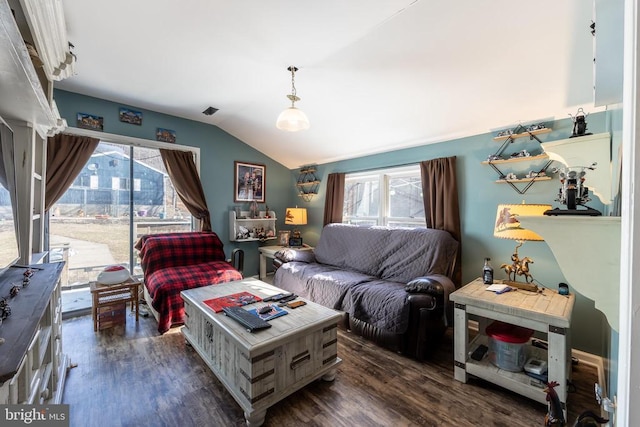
203 292 262 313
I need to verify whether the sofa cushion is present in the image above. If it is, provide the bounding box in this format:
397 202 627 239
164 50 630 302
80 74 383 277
274 262 373 309
374 227 458 283
314 224 458 283
313 224 382 276
146 260 242 333
138 232 228 276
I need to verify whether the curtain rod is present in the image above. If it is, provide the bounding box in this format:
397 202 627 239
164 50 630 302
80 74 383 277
63 126 199 155
338 161 422 175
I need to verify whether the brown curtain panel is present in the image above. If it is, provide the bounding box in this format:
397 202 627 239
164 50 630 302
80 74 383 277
420 156 462 286
160 149 212 232
323 172 345 226
45 134 100 211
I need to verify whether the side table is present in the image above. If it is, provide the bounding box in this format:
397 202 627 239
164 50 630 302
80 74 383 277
450 278 575 418
258 245 314 280
90 279 142 331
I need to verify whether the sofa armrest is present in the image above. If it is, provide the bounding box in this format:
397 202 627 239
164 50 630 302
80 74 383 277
273 248 316 265
405 274 455 297
405 274 456 325
273 248 316 268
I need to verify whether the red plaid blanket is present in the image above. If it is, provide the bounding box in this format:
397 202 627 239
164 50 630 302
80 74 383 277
138 232 243 333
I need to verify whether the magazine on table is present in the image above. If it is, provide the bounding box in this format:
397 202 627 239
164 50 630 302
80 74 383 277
203 292 262 313
246 304 288 321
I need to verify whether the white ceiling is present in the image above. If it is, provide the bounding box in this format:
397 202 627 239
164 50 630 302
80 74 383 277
56 0 602 169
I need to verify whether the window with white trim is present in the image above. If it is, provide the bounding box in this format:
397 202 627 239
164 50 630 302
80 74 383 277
342 165 425 227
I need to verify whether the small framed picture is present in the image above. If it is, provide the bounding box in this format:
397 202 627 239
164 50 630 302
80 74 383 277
119 107 143 125
156 128 176 143
76 113 103 131
289 237 303 247
278 231 290 246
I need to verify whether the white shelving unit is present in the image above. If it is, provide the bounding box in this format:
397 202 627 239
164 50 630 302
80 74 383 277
0 0 73 406
1 0 69 264
229 210 277 242
0 263 69 405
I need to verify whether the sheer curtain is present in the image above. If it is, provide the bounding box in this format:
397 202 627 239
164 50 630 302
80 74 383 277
420 156 462 286
160 149 211 231
323 172 345 226
45 133 99 210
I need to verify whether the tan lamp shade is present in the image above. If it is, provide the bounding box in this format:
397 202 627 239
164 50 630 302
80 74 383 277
494 204 551 241
285 207 308 225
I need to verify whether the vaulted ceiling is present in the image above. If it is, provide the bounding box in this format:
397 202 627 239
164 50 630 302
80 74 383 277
56 0 601 169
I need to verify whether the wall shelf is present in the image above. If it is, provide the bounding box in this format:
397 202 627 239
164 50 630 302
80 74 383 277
296 167 320 201
493 127 552 141
481 153 549 165
483 125 554 194
518 215 621 331
540 132 613 205
229 210 277 242
495 176 552 184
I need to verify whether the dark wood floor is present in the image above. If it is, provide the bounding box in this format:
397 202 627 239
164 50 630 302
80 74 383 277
61 312 601 427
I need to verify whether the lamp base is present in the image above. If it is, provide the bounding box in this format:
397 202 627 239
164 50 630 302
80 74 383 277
503 280 540 293
544 207 602 216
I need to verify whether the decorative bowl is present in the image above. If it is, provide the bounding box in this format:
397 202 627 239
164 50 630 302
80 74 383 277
97 265 131 285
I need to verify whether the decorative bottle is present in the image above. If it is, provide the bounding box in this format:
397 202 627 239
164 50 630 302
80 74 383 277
482 258 494 284
249 200 259 218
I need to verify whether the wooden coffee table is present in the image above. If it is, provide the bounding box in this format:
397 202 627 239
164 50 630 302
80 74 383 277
181 278 342 426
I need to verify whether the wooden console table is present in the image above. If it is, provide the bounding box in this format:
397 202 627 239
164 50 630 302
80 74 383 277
450 278 575 418
0 263 70 404
90 279 141 331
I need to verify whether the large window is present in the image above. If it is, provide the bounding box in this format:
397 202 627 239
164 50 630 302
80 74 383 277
342 165 425 227
50 140 195 295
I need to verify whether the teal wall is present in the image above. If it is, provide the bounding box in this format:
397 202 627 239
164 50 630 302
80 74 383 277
55 88 618 357
297 112 614 356
53 90 292 277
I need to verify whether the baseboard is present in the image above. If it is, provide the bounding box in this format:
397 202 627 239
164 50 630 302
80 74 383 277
62 306 91 320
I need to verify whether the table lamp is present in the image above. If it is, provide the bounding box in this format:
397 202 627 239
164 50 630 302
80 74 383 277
494 203 551 291
285 207 307 245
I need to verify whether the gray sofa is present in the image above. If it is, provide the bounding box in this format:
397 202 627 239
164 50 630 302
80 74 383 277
273 224 459 359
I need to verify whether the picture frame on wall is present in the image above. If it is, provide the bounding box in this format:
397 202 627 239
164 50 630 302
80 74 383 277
234 161 266 203
278 230 291 246
119 107 143 125
76 113 104 131
156 128 176 143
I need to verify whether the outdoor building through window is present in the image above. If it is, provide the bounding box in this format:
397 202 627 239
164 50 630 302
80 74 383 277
51 140 196 308
342 165 425 228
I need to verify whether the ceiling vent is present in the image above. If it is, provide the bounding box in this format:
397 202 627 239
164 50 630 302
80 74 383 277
202 106 218 116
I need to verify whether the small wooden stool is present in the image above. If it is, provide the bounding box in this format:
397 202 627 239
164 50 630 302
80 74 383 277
90 279 141 331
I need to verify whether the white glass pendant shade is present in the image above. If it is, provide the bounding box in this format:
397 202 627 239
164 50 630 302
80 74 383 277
276 107 310 132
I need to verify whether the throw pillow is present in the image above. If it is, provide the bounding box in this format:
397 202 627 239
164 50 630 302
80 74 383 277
274 249 316 264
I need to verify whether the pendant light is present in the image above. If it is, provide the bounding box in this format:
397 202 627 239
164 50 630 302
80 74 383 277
276 66 310 132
